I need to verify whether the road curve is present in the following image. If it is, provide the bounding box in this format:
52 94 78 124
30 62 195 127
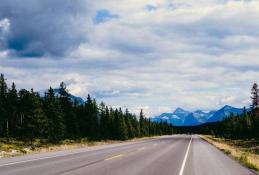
0 135 256 175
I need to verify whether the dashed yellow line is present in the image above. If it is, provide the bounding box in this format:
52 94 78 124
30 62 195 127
104 146 147 161
137 147 146 151
104 154 124 161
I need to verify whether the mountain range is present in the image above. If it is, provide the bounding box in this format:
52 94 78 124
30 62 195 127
39 89 246 126
151 105 245 126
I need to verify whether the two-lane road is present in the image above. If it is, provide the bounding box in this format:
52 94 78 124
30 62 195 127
0 135 256 175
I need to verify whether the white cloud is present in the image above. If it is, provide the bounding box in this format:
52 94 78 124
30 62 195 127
0 18 10 50
1 0 259 116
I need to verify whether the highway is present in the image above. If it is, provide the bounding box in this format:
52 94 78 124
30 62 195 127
0 135 256 175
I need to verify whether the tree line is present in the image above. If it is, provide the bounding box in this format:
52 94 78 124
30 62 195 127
0 74 173 144
177 83 259 140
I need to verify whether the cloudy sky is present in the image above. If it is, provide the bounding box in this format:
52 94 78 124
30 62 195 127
0 0 259 116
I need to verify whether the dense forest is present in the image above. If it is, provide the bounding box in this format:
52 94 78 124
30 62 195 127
1 72 258 144
177 83 259 140
0 74 173 144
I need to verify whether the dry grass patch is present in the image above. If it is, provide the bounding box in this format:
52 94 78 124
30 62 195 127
0 136 160 158
200 135 259 172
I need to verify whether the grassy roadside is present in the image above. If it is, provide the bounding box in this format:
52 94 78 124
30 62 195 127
200 135 259 172
0 136 158 158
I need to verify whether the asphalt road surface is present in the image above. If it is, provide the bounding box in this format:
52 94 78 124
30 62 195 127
0 135 256 175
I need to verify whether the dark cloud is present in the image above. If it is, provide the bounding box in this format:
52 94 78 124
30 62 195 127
0 0 90 57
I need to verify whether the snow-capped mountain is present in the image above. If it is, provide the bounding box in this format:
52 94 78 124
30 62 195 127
207 105 243 123
151 112 183 126
192 110 215 123
151 105 244 126
150 108 191 126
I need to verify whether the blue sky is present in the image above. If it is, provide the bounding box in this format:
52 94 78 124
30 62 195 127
1 0 259 116
93 9 119 24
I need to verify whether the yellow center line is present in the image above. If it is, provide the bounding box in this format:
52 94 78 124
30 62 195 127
137 146 146 151
104 154 124 161
104 146 147 161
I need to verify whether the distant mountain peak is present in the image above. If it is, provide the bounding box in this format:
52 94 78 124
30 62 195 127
222 105 232 109
174 107 189 114
151 105 245 126
193 110 206 114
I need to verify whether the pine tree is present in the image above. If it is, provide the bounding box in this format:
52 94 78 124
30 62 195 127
99 102 109 139
105 106 112 139
0 74 8 137
84 94 99 139
92 99 100 138
109 107 116 139
21 89 47 146
59 82 79 139
139 109 145 136
44 87 65 142
0 74 176 142
251 83 259 110
113 109 120 139
125 109 134 138
131 114 140 137
6 83 18 138
114 108 128 140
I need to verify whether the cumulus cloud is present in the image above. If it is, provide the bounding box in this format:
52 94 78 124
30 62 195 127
1 0 259 116
0 18 10 49
0 0 92 57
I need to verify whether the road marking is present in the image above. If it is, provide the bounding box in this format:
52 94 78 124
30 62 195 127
0 138 160 167
0 149 102 167
178 135 192 175
0 144 147 167
104 154 123 161
137 146 146 151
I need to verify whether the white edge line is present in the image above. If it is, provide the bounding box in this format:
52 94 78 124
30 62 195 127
0 149 95 167
0 138 155 167
178 135 193 175
0 136 162 167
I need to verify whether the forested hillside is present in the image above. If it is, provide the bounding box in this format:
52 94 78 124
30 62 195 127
0 74 173 144
177 83 259 140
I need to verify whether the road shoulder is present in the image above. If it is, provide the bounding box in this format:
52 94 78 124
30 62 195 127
200 135 258 174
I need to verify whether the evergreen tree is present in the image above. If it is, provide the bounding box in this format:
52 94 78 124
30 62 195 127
6 83 18 138
85 94 99 139
44 87 65 142
99 102 107 139
0 73 175 142
114 108 128 140
21 89 47 145
59 82 79 139
109 107 116 139
251 83 259 110
131 114 140 137
139 109 145 136
125 109 134 138
0 74 8 137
